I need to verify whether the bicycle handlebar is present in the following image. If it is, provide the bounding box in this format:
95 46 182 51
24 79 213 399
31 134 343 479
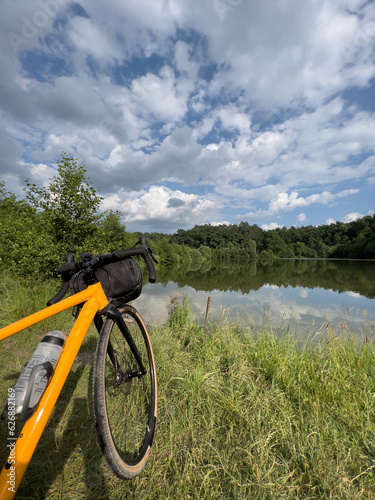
47 281 70 307
47 235 157 306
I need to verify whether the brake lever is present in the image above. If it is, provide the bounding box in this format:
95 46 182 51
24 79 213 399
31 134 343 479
82 256 100 269
80 252 94 261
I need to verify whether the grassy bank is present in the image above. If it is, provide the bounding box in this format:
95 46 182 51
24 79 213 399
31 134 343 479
0 275 374 498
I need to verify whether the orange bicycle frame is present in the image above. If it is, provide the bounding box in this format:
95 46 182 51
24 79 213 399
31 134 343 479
0 283 108 500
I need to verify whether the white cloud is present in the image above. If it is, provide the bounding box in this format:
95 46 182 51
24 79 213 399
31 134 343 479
343 212 364 223
245 188 360 221
216 105 251 135
1 0 69 55
346 291 362 299
37 76 105 125
131 66 188 122
262 222 283 231
101 185 217 232
67 16 123 62
210 221 230 227
29 162 56 183
201 0 375 111
174 40 199 80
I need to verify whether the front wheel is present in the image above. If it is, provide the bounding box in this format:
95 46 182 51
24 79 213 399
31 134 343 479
93 304 157 479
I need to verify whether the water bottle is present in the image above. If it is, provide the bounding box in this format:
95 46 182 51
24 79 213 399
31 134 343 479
12 330 66 415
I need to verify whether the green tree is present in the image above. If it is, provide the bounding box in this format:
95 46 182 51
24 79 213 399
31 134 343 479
188 247 204 271
263 230 289 257
0 195 57 276
199 245 212 261
156 238 180 267
25 153 103 254
94 210 131 253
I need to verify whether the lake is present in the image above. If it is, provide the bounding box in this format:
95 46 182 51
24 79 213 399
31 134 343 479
136 259 375 337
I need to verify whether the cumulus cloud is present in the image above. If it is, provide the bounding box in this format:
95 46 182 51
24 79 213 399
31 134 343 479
343 212 364 223
243 188 360 222
37 76 105 125
210 221 230 227
296 213 306 225
101 185 218 232
131 66 189 122
262 222 283 231
67 16 123 62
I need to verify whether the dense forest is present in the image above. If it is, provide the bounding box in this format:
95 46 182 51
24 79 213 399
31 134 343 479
0 154 374 280
164 215 375 260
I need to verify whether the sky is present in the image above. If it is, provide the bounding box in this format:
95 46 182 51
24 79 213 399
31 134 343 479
1 0 375 234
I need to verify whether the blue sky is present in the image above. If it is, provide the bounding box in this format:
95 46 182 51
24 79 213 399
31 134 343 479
1 0 374 233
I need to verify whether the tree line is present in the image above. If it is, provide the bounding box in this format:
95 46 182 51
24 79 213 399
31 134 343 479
167 217 375 260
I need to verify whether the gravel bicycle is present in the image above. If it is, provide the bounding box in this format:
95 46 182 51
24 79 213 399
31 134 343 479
0 235 158 499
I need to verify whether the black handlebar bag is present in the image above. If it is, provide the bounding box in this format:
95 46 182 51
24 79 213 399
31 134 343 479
70 258 143 306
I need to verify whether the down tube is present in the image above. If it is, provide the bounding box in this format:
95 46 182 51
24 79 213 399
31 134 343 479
0 288 108 499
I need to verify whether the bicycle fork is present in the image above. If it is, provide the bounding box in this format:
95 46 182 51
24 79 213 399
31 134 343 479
105 308 146 382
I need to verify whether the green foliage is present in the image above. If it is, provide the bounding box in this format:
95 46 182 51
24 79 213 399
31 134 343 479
0 195 59 276
172 221 261 252
154 238 181 267
259 249 275 259
167 295 195 330
170 216 375 260
25 153 103 253
150 238 206 274
199 245 212 261
93 210 132 254
188 248 203 271
331 221 375 259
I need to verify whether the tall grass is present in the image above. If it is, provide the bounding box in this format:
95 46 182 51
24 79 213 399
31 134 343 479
0 277 374 499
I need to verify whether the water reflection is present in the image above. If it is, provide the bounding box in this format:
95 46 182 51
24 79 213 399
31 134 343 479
136 259 375 335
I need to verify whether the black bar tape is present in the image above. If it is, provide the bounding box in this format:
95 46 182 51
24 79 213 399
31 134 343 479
143 251 156 283
57 261 79 274
47 281 70 306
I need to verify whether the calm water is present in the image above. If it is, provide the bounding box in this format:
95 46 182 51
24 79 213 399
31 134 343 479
136 259 375 336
